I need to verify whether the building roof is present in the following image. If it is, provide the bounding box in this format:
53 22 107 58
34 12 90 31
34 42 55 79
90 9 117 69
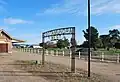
12 38 26 43
0 29 26 43
0 29 12 39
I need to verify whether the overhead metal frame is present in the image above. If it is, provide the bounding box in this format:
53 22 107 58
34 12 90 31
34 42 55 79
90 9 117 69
42 27 76 72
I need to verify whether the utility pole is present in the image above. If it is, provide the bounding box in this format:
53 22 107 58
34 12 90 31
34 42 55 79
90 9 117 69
88 0 91 77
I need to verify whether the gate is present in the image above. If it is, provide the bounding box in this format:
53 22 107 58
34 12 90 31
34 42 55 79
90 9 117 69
42 27 76 72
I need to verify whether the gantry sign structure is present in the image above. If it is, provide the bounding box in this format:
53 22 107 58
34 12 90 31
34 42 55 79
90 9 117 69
42 27 76 72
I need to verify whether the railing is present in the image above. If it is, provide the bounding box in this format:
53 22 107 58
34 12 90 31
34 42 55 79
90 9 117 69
15 48 120 64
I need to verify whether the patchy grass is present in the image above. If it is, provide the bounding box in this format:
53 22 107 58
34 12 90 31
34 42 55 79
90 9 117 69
96 48 120 55
14 60 111 82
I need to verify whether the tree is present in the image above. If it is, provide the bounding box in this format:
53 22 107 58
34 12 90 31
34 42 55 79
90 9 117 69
57 39 64 49
46 41 57 48
100 35 110 49
63 37 70 48
57 37 70 49
96 38 103 48
39 42 47 49
39 41 56 49
80 41 88 48
109 29 120 46
83 26 99 50
114 43 120 49
39 43 43 47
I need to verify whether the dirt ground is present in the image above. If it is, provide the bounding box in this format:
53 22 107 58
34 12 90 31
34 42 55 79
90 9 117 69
0 53 48 82
14 60 110 82
0 51 120 82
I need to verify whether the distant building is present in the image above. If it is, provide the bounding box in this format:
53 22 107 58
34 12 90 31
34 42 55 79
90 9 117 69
0 29 25 53
30 44 42 48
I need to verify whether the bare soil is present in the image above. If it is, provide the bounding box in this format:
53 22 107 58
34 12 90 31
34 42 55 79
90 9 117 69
14 60 111 82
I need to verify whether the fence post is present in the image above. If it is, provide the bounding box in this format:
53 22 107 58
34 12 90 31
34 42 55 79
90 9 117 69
63 51 65 56
25 48 27 52
32 49 33 53
23 48 25 52
51 50 54 56
19 48 20 51
46 50 48 55
33 48 34 53
79 51 81 59
41 49 43 55
26 48 27 52
70 50 72 58
101 52 104 62
27 48 29 52
117 54 119 63
56 50 58 56
37 49 39 54
29 48 30 52
24 48 25 52
29 48 31 53
39 49 41 54
90 51 91 60
36 49 38 53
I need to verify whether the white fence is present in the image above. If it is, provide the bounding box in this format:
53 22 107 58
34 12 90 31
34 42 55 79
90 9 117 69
15 48 120 63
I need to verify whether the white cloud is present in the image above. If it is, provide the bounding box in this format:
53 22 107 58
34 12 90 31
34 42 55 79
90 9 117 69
110 25 120 29
37 0 120 16
37 0 85 16
91 0 120 15
4 17 33 24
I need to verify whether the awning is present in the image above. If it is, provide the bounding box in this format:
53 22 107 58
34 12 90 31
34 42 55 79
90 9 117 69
12 38 26 43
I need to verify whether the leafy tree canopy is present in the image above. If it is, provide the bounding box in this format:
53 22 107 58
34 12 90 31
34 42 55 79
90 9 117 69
83 26 99 50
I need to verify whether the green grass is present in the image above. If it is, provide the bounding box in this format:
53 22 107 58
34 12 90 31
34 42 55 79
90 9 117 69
97 48 120 55
46 48 68 51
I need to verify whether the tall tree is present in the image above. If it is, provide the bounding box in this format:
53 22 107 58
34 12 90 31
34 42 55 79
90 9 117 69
100 35 110 49
83 26 99 50
109 29 120 46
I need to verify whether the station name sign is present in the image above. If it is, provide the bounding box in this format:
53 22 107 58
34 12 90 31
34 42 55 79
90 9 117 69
43 27 75 37
43 27 75 41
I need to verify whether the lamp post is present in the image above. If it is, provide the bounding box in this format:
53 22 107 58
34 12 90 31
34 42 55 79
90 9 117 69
88 0 91 77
